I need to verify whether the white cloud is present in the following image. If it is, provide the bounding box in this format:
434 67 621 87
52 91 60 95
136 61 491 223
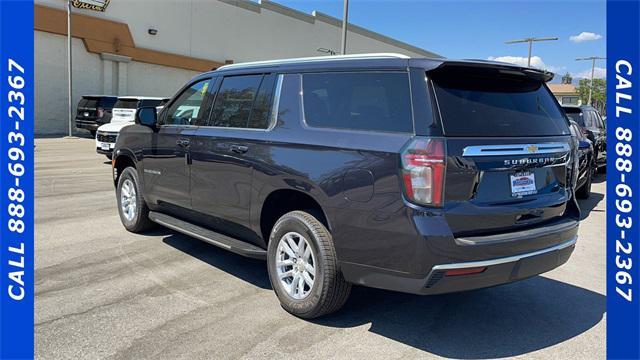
569 32 603 43
576 67 606 79
487 55 559 72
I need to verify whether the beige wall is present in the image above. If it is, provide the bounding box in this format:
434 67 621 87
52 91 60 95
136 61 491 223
35 0 438 135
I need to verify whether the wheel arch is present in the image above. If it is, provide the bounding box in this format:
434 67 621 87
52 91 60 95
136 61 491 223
112 148 139 187
257 188 332 244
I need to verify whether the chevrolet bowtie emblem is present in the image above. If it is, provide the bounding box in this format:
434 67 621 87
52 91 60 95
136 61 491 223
527 145 538 153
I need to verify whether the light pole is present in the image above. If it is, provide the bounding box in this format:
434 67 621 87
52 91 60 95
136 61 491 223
576 56 606 106
505 37 558 67
340 0 349 55
67 0 73 137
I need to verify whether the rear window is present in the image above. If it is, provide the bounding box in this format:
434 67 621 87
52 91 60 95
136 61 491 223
114 99 140 109
140 99 163 107
431 70 570 137
302 72 413 133
78 98 99 109
564 108 586 127
98 97 117 108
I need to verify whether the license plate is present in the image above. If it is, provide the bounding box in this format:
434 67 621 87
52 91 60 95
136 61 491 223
100 143 110 151
510 172 537 197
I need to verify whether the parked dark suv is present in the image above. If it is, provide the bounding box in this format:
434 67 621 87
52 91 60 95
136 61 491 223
75 95 118 136
112 54 579 318
562 105 606 172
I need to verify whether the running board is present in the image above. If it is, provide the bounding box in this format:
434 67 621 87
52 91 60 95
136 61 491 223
148 211 267 260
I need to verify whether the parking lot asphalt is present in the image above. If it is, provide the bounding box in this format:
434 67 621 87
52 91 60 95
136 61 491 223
35 137 606 360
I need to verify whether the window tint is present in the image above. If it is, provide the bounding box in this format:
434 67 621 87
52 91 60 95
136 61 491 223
594 111 605 129
114 99 139 109
431 70 569 137
247 75 276 129
561 96 579 105
140 99 163 107
563 108 585 127
210 75 263 128
79 98 98 108
98 97 117 108
302 72 413 133
585 111 596 127
164 79 211 126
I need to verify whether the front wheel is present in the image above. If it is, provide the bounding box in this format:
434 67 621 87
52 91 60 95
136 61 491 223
116 167 154 232
267 211 351 319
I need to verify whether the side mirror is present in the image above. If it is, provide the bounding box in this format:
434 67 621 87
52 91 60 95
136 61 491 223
136 106 158 129
578 139 591 150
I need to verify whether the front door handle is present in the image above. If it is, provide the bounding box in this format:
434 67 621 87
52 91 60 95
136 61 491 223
176 138 191 147
230 144 248 154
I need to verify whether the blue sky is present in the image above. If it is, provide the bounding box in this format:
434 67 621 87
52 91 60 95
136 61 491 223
276 0 606 83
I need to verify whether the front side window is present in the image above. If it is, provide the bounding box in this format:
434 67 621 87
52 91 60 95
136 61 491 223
302 72 413 133
210 75 264 128
164 79 211 126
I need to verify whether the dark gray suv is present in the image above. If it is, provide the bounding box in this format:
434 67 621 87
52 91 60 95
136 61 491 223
112 54 579 318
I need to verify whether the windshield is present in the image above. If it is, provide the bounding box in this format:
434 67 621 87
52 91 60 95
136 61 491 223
431 70 570 137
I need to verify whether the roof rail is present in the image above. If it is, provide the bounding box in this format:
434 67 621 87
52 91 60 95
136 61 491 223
216 53 410 71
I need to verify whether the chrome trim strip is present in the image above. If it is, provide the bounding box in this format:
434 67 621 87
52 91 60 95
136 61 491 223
217 53 410 71
268 74 284 130
428 236 577 273
462 143 570 157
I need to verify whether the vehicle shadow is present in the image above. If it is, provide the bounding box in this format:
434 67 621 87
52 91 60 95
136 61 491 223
161 232 604 359
592 172 606 184
577 192 604 220
162 233 272 290
315 278 605 359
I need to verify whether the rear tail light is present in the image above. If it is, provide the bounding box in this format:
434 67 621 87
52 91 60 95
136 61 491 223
401 137 446 207
97 107 104 118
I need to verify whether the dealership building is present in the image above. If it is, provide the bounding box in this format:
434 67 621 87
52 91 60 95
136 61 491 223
34 0 440 135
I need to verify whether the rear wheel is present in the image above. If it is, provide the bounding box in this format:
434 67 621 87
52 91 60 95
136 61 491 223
116 167 154 232
105 153 112 160
90 130 96 137
267 211 351 319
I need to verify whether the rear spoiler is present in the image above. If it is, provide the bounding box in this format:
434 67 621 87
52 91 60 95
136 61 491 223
415 59 555 82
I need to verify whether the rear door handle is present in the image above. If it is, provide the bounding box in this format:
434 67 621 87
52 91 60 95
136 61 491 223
176 138 191 147
230 144 248 154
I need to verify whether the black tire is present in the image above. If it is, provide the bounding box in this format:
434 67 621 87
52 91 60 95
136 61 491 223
105 153 112 160
116 167 154 233
576 165 592 199
90 130 96 137
267 210 351 319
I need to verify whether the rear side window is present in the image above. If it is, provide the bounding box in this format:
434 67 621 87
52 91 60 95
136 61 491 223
431 70 570 137
210 75 263 128
302 72 413 133
114 99 139 109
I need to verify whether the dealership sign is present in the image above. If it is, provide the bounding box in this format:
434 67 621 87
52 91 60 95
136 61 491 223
71 0 110 12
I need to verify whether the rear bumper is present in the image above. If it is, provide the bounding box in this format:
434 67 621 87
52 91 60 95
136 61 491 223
75 118 102 130
340 216 578 295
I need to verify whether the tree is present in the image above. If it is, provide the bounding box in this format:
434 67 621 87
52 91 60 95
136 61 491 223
576 78 606 113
